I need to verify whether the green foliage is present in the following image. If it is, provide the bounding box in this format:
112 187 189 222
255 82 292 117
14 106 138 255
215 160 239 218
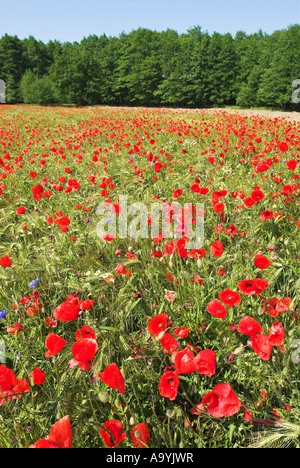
1 25 300 109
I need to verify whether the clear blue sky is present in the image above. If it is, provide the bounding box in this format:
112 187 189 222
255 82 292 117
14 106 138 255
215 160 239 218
1 0 299 43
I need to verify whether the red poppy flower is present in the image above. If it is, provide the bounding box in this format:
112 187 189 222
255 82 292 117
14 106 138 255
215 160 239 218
173 347 197 374
254 255 271 270
44 333 67 358
30 416 73 448
0 365 30 405
30 367 46 385
98 363 125 394
260 210 274 220
103 233 115 241
69 338 98 371
45 317 57 328
174 327 190 338
207 300 227 320
268 322 285 347
213 190 228 200
79 299 95 311
191 275 204 285
0 255 12 267
53 297 81 322
0 365 17 392
213 202 225 214
244 411 253 422
244 197 256 208
16 206 26 215
286 160 297 170
278 142 288 152
218 289 241 309
250 334 273 361
75 325 96 341
210 241 224 258
55 215 70 228
201 383 242 418
160 333 179 354
26 303 40 317
251 189 265 202
131 423 150 448
159 371 180 401
190 183 201 193
264 297 291 317
99 420 127 447
7 322 24 335
153 233 165 245
225 225 238 236
154 161 162 173
187 249 207 259
194 349 216 377
237 279 269 296
147 313 168 338
31 184 44 201
281 185 293 196
115 264 126 275
237 317 263 336
12 378 31 398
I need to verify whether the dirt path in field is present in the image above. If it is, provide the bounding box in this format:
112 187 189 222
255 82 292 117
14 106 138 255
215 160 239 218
201 107 300 123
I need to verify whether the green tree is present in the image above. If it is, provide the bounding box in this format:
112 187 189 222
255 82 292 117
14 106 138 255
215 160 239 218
20 70 54 104
0 34 25 102
257 25 300 109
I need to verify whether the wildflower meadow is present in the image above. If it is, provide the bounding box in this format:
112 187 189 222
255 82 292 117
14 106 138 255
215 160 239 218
0 104 299 449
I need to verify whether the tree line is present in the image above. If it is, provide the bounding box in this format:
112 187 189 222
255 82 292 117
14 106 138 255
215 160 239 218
0 25 300 110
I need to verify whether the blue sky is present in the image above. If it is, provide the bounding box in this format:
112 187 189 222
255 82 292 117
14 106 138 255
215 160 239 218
1 0 299 43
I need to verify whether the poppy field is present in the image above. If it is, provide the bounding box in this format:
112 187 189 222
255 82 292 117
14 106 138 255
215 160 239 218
0 104 299 449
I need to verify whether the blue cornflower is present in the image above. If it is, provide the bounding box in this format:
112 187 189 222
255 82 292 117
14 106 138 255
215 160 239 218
29 278 39 289
0 310 8 319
